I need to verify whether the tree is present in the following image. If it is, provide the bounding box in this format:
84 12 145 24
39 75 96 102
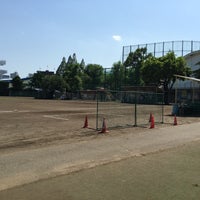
63 62 83 92
29 71 66 99
83 64 103 89
124 48 151 86
56 57 67 76
141 56 162 86
142 52 191 104
41 75 66 98
29 71 45 89
11 75 23 90
80 59 85 68
56 53 84 92
109 61 124 90
0 81 9 96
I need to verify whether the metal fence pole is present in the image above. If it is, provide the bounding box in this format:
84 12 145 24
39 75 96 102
96 91 99 130
134 92 137 126
162 93 164 123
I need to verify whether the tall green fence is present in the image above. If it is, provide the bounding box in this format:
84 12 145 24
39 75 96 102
96 90 164 130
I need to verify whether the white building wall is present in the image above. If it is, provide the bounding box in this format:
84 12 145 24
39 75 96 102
175 51 200 89
184 50 200 71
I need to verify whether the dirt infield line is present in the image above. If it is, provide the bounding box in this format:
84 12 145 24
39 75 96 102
0 110 31 113
43 115 69 121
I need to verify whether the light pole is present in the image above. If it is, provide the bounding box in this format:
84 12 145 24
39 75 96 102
0 60 6 66
0 60 6 80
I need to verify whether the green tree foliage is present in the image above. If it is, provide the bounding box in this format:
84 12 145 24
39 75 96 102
124 48 151 86
29 71 66 99
41 75 66 98
56 57 67 76
141 56 163 86
142 52 191 104
56 53 105 91
11 75 23 90
80 59 86 68
29 71 45 89
63 63 83 92
63 64 83 92
109 61 124 90
83 64 103 89
57 53 84 92
0 81 9 96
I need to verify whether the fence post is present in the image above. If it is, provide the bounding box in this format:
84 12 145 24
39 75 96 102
134 92 137 126
162 93 164 123
96 90 99 130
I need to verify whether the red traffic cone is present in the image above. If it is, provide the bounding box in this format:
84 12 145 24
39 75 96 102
150 114 155 129
99 118 109 133
173 115 177 126
83 115 88 128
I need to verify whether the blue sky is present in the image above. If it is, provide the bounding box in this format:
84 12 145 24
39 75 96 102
1 0 200 77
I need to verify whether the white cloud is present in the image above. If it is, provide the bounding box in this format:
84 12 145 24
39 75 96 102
112 35 122 41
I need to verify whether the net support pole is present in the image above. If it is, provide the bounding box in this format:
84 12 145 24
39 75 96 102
96 91 99 130
162 94 164 124
134 93 137 126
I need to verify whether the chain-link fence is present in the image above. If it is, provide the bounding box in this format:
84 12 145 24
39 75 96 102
122 40 200 63
96 90 164 130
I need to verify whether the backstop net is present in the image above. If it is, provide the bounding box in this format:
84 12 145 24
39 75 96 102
96 90 164 130
122 40 200 63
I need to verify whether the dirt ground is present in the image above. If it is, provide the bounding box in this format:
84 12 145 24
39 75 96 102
0 97 97 152
0 96 200 153
1 97 200 199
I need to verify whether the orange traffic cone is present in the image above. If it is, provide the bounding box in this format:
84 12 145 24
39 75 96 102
83 115 88 128
150 114 155 129
149 113 153 122
99 118 109 133
173 115 177 126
